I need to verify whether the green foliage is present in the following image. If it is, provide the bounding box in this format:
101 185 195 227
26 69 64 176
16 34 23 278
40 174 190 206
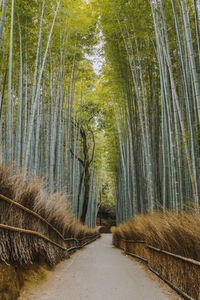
1 0 200 225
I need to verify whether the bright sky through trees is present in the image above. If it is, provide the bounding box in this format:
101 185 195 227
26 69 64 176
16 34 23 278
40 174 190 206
85 29 105 75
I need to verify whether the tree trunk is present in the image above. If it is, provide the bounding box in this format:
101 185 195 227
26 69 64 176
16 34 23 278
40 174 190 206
80 163 90 223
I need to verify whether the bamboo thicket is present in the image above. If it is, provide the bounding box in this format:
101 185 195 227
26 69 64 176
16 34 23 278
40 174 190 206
99 0 200 223
0 0 100 226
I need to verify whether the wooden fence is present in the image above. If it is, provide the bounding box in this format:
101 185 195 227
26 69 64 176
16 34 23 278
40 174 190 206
0 193 100 265
114 237 200 300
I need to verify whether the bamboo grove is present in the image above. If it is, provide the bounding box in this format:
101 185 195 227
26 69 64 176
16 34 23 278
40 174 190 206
98 0 200 224
0 0 101 227
1 0 200 227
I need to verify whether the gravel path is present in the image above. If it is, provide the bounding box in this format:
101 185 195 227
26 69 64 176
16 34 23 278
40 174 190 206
19 234 180 300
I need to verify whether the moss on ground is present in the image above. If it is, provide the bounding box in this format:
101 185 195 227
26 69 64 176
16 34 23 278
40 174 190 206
0 264 23 300
0 262 50 300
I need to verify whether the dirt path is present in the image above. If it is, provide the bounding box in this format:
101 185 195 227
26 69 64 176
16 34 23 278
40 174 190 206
19 234 180 300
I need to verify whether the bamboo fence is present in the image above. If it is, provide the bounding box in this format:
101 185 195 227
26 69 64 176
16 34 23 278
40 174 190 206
114 237 200 300
0 193 100 265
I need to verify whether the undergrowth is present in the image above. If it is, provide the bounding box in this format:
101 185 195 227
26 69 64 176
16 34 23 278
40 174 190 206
112 210 200 261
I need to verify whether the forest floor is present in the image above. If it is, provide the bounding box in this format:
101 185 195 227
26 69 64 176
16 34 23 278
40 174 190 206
18 235 181 300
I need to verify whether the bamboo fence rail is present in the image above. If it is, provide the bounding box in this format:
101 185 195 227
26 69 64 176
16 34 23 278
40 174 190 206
0 193 64 239
148 265 195 300
147 245 200 268
0 224 67 250
0 193 100 256
115 237 199 300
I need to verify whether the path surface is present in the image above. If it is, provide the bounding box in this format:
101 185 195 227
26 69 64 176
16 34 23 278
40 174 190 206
19 234 180 300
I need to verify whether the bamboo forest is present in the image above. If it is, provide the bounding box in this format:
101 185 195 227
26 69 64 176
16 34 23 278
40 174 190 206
1 0 200 299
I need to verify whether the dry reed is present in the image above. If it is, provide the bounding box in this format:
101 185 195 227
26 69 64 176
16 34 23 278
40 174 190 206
112 211 200 261
0 165 99 266
112 210 200 299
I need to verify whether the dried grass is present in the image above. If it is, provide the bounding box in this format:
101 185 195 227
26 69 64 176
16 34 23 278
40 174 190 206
112 210 200 299
112 211 200 261
0 165 99 266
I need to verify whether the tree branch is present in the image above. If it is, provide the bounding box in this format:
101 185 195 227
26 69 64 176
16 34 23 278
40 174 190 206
70 149 84 165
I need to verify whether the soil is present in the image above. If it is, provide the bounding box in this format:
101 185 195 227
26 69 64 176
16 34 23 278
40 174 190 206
18 234 181 300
